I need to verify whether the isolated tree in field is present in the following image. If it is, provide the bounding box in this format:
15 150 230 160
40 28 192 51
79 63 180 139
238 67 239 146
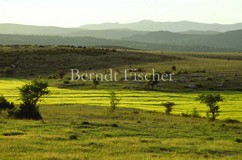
109 91 120 112
146 72 161 90
196 93 223 121
93 77 100 89
16 81 49 119
0 95 14 113
162 102 175 114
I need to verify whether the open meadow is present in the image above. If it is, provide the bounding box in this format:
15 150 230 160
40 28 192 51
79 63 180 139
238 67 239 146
0 46 242 159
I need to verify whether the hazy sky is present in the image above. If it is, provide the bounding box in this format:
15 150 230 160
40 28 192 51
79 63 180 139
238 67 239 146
1 0 242 27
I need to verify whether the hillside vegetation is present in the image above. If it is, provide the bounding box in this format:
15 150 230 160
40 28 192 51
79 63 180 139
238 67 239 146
0 45 242 159
124 30 242 50
0 34 240 52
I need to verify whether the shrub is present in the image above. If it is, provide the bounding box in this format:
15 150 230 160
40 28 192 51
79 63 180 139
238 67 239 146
93 78 100 89
0 96 15 115
224 118 240 124
162 102 175 114
181 112 190 117
196 93 223 121
13 81 49 120
58 71 66 79
235 138 242 143
146 72 161 90
69 135 78 140
191 108 200 118
63 80 70 84
109 91 120 112
111 124 118 127
171 66 176 71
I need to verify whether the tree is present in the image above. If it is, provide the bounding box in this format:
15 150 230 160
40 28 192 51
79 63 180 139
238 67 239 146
162 102 175 114
93 77 100 89
15 81 49 119
109 91 120 112
196 93 223 121
146 72 161 90
0 95 14 113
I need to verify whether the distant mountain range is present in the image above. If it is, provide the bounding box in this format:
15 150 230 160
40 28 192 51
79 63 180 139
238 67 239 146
1 20 242 37
0 23 149 39
0 21 242 52
79 20 242 32
0 23 80 35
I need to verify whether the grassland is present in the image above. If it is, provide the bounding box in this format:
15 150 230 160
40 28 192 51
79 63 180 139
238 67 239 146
1 104 242 160
0 79 242 121
0 45 242 159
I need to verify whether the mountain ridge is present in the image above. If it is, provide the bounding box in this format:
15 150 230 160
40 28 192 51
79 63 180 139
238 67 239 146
1 20 242 36
123 29 242 50
0 33 240 52
79 20 242 32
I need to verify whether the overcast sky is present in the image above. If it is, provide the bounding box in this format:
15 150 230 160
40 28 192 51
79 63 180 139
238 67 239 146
1 0 242 27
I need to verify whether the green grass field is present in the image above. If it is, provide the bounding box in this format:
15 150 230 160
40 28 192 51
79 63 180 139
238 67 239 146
1 79 242 121
1 46 242 159
1 104 242 160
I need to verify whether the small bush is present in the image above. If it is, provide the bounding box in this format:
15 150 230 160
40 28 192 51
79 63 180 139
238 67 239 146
235 138 242 143
63 80 70 84
171 66 176 71
58 71 66 79
191 108 200 118
0 96 14 113
109 91 120 112
181 112 190 117
82 121 91 125
69 135 78 140
111 124 118 127
162 102 175 114
224 118 240 124
93 78 100 89
3 131 24 136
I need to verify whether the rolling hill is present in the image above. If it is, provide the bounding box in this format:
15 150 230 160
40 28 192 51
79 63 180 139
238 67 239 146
123 31 202 43
0 34 239 52
179 30 220 35
0 23 80 35
124 30 242 50
79 20 242 32
2 21 242 38
1 22 242 52
65 29 148 39
0 24 148 40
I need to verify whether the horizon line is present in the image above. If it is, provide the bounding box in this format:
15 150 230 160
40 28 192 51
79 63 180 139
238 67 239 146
0 20 242 28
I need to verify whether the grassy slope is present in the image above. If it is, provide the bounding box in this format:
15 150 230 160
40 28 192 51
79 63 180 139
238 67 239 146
0 34 239 52
0 79 242 121
0 46 242 159
0 105 242 160
1 46 242 91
